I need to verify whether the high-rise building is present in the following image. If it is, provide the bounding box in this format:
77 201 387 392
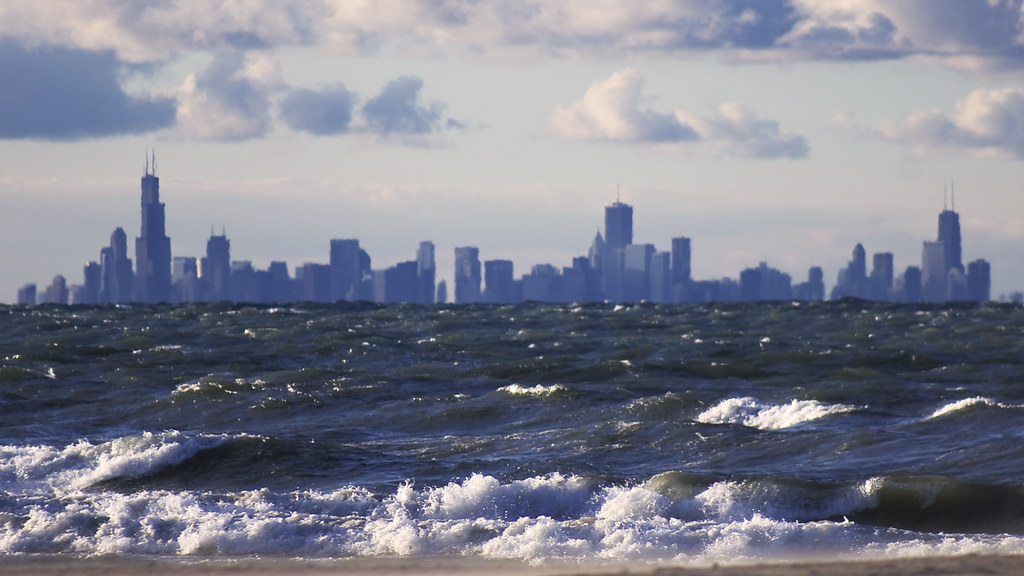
330 239 364 301
416 241 436 305
623 243 654 302
870 252 894 301
134 152 172 303
604 201 633 250
967 259 991 302
17 284 37 306
100 227 133 303
203 233 231 301
454 246 481 304
483 259 515 303
921 240 946 302
831 243 868 299
938 208 963 275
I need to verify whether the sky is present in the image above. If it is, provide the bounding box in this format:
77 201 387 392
1 0 1023 303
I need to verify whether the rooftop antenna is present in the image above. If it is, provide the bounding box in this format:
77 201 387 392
951 177 956 211
943 177 947 210
616 182 620 203
145 147 150 176
152 148 157 176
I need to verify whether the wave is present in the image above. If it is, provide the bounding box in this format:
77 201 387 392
928 397 1024 420
4 469 1024 560
497 384 567 396
695 397 855 430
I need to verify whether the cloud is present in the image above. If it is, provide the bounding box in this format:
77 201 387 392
686 102 810 159
0 42 175 140
549 69 698 143
361 76 448 136
879 88 1024 158
551 69 807 159
175 52 282 141
280 84 357 135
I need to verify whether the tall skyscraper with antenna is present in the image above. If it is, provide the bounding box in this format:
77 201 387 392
135 150 172 303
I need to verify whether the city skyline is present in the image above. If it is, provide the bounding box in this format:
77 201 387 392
13 159 1000 305
2 1 1023 301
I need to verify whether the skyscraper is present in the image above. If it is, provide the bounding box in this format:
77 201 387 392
203 233 231 301
937 208 963 275
134 152 172 303
330 239 364 301
100 227 133 304
454 246 481 304
604 201 633 251
416 241 436 305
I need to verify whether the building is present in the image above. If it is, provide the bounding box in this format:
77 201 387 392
623 243 654 302
483 259 516 303
671 236 691 302
134 152 172 303
330 239 370 301
921 240 947 302
831 243 868 299
869 252 894 301
100 227 133 304
967 259 990 302
740 262 792 302
416 241 436 305
202 233 231 302
17 284 36 306
454 246 481 304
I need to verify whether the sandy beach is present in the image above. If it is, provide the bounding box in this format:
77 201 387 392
1 555 1023 576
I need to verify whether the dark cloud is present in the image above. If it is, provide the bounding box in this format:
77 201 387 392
0 42 175 140
280 84 357 135
362 76 446 136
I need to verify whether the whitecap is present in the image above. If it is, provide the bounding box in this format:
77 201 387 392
695 397 854 430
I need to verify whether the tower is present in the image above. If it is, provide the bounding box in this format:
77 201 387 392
203 232 231 301
134 150 172 303
604 201 633 251
454 246 481 304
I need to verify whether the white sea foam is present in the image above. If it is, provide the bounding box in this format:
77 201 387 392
926 396 1024 419
3 471 1024 562
695 397 855 430
498 384 566 396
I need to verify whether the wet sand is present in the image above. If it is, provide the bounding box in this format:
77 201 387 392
1 555 1023 576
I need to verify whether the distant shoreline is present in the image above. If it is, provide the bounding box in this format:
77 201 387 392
2 555 1024 576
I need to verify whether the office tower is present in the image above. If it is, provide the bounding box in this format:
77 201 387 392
967 259 991 302
623 243 654 302
81 261 101 304
330 239 366 301
895 266 922 302
671 236 691 302
266 261 293 303
921 240 946 302
300 263 332 302
740 262 792 301
831 243 868 299
172 257 199 303
870 252 894 301
604 201 633 250
384 261 418 303
436 280 448 304
203 233 231 301
483 259 515 303
454 247 481 304
135 152 172 303
416 241 436 305
793 266 825 301
41 275 68 304
938 208 963 274
522 264 560 302
100 227 133 303
563 258 590 303
17 284 36 306
649 251 671 303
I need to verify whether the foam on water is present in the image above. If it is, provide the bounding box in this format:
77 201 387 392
498 384 566 396
695 397 855 430
927 396 1024 420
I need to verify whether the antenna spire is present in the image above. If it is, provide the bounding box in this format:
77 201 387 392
145 147 150 176
951 177 955 211
616 182 620 203
152 148 157 176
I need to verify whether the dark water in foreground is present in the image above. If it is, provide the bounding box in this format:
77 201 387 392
1 301 1023 564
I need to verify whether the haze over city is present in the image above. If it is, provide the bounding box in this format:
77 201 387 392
2 0 1023 302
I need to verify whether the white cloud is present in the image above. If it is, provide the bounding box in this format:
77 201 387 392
551 69 807 159
683 102 810 159
879 88 1024 158
549 69 698 143
175 52 283 141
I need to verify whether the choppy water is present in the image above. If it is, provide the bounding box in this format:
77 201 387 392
2 301 1023 564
